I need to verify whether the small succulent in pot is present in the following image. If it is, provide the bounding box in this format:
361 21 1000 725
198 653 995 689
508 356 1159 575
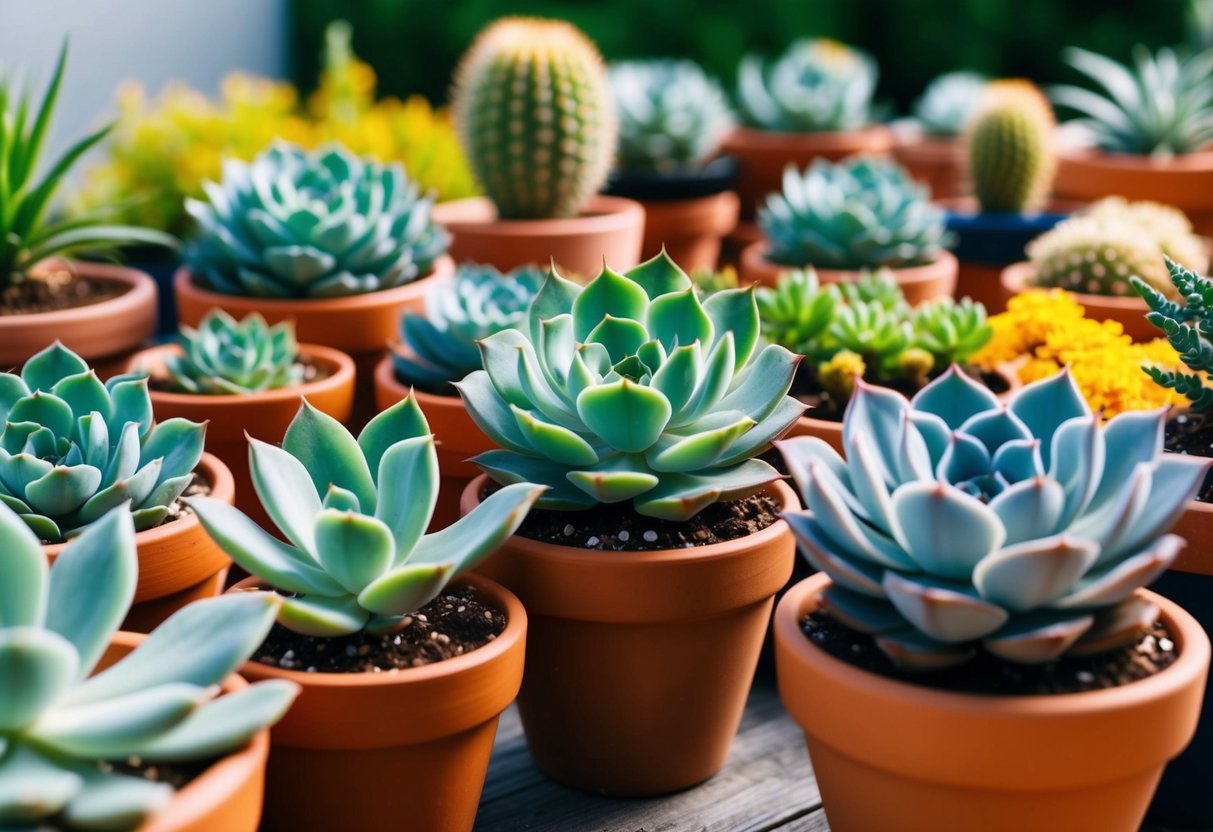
909 71 988 137
779 367 1211 669
737 38 878 133
187 396 544 637
0 342 205 541
183 141 449 298
456 251 805 520
967 80 1057 214
392 263 546 395
0 501 297 830
154 309 305 395
1133 257 1213 412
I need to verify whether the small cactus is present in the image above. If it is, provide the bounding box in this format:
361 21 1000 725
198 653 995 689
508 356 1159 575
452 17 616 220
967 80 1056 214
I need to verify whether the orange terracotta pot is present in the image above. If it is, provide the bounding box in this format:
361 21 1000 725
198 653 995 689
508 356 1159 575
739 243 958 306
636 190 740 271
1000 261 1157 342
775 573 1210 832
373 354 494 530
0 260 157 377
460 474 797 795
1171 499 1213 577
892 134 970 200
432 195 646 279
44 453 234 633
721 125 895 220
234 573 525 832
172 258 453 428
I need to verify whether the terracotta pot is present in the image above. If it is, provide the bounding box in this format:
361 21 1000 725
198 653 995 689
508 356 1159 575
460 474 797 795
775 573 1210 832
636 190 739 271
44 453 234 633
373 354 493 530
172 258 453 428
1055 147 1213 236
234 573 525 832
721 125 895 220
431 195 645 279
0 260 157 377
99 631 271 832
892 134 970 200
739 243 958 306
1000 261 1157 342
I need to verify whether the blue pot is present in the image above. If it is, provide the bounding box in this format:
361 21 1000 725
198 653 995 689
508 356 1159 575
121 248 182 338
945 207 1071 267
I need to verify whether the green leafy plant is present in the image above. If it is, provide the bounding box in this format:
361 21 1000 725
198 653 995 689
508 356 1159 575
154 309 304 395
0 502 297 830
1133 257 1213 411
967 80 1057 214
759 157 952 270
457 251 805 520
910 71 988 137
188 396 544 637
737 38 878 132
0 342 205 542
779 367 1210 668
183 142 448 298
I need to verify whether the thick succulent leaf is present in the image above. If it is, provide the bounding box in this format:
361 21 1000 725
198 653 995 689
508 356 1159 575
1084 409 1166 515
527 267 583 343
973 534 1099 612
374 436 439 565
50 371 111 425
25 465 101 518
1053 534 1183 609
454 371 532 452
712 396 806 467
938 431 992 484
631 459 777 521
357 393 431 485
677 333 735 422
907 410 951 468
248 438 321 553
1010 368 1091 470
819 583 907 634
0 375 31 424
283 401 377 516
139 418 205 485
982 612 1095 664
875 629 976 671
322 485 362 513
9 392 73 439
777 436 850 503
577 379 672 453
585 316 649 364
713 344 800 421
103 422 141 488
890 482 1005 580
60 769 172 831
647 415 755 472
572 266 649 340
477 329 533 408
801 457 917 570
512 407 599 466
992 438 1045 483
0 743 82 824
842 381 909 486
625 249 692 299
988 476 1066 545
313 510 395 594
651 342 702 416
647 289 713 352
703 287 760 370
406 482 544 573
21 343 89 392
883 571 1010 643
1069 596 1159 657
0 500 47 627
1048 414 1105 527
910 366 1000 429
1068 463 1152 557
471 449 595 509
34 682 206 759
786 512 888 597
835 431 894 531
0 628 78 731
357 564 452 618
567 455 660 502
956 407 1032 454
107 377 154 438
1098 454 1211 562
279 595 370 637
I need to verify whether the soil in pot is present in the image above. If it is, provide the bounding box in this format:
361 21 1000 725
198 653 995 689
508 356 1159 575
1165 411 1213 503
1 270 126 315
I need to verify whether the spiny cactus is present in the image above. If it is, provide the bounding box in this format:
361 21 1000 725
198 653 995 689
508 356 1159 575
1133 258 1213 411
157 310 304 395
967 80 1056 214
911 71 988 137
737 38 878 133
452 17 616 219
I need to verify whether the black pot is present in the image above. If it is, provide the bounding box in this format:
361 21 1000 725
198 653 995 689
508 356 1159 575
120 246 183 338
944 206 1072 267
604 156 738 202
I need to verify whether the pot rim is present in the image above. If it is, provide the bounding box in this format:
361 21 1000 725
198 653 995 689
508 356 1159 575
741 242 958 284
1000 261 1153 312
0 259 156 329
432 194 645 237
373 353 459 410
1058 146 1213 174
722 123 894 152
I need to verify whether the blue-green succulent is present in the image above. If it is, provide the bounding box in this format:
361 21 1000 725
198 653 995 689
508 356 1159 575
910 71 988 137
737 38 878 133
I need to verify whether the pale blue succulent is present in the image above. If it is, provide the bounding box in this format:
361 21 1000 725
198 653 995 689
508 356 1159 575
910 71 988 137
737 38 878 133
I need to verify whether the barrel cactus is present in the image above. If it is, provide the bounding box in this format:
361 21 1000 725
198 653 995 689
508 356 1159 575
737 38 878 133
452 17 616 219
457 251 805 520
184 142 449 298
910 71 988 137
155 310 304 395
967 80 1056 214
779 367 1210 668
0 343 205 542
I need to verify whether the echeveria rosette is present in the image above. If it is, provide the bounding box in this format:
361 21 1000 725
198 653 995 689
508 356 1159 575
0 502 297 830
737 38 878 133
910 71 988 137
457 251 806 521
184 142 450 299
0 343 205 542
161 309 304 395
187 395 544 637
778 367 1211 669
392 263 545 394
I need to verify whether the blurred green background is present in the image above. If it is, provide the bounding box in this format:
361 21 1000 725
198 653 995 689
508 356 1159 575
291 0 1193 113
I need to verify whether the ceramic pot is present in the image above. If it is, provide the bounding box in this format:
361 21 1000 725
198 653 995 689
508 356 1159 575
432 195 645 279
234 573 525 832
775 573 1209 832
120 247 183 336
460 475 797 796
892 133 969 200
1000 261 1157 342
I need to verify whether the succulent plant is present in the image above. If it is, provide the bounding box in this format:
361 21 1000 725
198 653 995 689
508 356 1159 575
183 142 448 299
0 502 297 830
610 59 733 174
756 268 839 361
1086 196 1209 272
1133 258 1213 411
758 157 953 270
737 38 878 133
188 396 543 637
457 251 805 521
452 17 615 220
911 296 993 370
392 263 546 394
0 342 205 542
153 310 304 395
1051 45 1213 157
967 80 1057 214
910 71 988 137
779 367 1210 669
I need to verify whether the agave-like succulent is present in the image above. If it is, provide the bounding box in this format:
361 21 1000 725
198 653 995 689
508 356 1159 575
911 71 988 136
0 502 297 830
779 367 1210 668
737 38 878 133
188 396 544 637
759 157 953 270
156 309 304 395
392 263 546 394
0 343 205 541
184 142 449 298
456 251 805 521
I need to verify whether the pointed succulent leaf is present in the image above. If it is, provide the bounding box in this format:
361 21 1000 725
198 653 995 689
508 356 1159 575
374 436 439 564
890 482 1005 579
973 535 1099 611
357 392 430 484
59 769 172 831
0 500 47 627
703 287 760 370
572 266 649 340
283 401 377 513
0 743 83 823
279 594 371 637
248 438 321 553
0 628 78 731
406 483 545 573
313 510 395 594
625 249 692 298
982 612 1094 664
357 564 453 618
910 366 1000 429
21 343 89 393
883 572 1010 643
34 683 207 759
577 379 671 453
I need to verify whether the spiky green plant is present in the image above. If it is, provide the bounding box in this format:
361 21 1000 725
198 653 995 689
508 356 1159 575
188 396 543 637
0 342 205 542
452 17 615 219
153 310 304 395
392 263 545 394
779 367 1210 669
911 71 988 137
1133 257 1213 411
756 269 839 361
912 296 993 370
737 38 878 132
967 80 1057 214
457 251 805 520
183 142 448 298
0 503 297 830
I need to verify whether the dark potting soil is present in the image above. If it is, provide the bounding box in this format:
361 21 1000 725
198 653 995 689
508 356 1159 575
1165 411 1213 503
802 611 1178 695
147 355 329 393
792 366 1009 423
0 272 125 316
252 586 506 673
37 757 217 831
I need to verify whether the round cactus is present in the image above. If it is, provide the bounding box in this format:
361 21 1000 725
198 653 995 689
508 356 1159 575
452 17 616 220
967 80 1056 214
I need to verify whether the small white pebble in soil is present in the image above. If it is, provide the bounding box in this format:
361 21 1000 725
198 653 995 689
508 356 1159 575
586 536 600 547
429 631 441 640
484 610 493 620
563 524 575 536
400 616 414 628
1160 638 1174 652
393 635 403 645
307 666 317 673
643 530 658 543
416 614 428 623
1076 671 1095 684
436 633 451 645
457 605 466 613
283 649 295 661
618 530 630 542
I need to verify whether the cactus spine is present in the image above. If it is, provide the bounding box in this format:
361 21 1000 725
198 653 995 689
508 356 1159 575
452 17 616 220
967 80 1056 214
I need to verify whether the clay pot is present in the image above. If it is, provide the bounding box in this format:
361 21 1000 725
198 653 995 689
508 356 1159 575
460 474 797 795
739 243 958 306
234 573 526 832
44 453 235 633
128 343 356 528
1 260 157 377
1000 261 1157 342
775 572 1210 832
431 195 645 279
892 133 970 200
172 258 453 428
373 355 493 530
635 191 740 271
